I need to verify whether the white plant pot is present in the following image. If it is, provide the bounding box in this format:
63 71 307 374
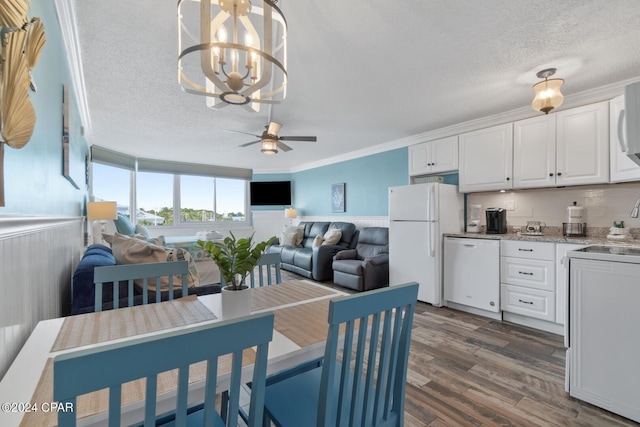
220 286 251 319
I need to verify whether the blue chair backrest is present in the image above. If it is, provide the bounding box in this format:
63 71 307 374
220 253 282 288
249 252 282 287
93 261 189 311
53 312 274 427
318 282 418 427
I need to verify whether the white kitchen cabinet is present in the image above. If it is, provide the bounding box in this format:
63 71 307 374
444 237 500 315
513 114 557 189
556 101 609 186
458 123 513 192
500 240 556 323
409 136 458 176
610 94 640 182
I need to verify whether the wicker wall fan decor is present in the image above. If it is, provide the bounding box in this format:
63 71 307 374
0 0 46 206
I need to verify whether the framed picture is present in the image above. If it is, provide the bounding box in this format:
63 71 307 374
331 183 345 213
62 84 81 189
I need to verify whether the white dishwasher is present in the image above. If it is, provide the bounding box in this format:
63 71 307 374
444 237 500 315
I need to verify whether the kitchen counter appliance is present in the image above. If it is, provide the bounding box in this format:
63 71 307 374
485 207 507 234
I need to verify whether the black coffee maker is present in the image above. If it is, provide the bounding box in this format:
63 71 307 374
485 207 507 234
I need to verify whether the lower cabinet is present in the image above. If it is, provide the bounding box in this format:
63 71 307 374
500 240 556 323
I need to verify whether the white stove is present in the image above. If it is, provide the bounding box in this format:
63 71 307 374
568 245 640 263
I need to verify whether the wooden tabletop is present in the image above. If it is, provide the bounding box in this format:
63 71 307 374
0 279 346 427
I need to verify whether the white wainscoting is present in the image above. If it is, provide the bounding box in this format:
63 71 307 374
0 216 84 380
251 212 390 243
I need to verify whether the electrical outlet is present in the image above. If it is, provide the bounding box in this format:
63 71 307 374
505 200 515 211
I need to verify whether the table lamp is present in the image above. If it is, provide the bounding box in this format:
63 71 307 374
87 201 117 243
284 208 297 225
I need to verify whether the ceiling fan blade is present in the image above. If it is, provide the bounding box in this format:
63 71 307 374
279 136 317 142
267 121 282 136
224 129 262 138
276 141 293 152
239 140 261 147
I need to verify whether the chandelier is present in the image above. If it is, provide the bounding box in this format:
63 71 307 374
532 68 564 114
178 0 287 112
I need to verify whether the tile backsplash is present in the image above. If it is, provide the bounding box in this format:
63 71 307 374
467 181 640 231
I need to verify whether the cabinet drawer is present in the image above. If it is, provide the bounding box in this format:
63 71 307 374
500 257 555 291
501 284 555 322
500 240 555 260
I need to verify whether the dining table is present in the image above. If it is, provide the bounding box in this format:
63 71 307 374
0 279 347 427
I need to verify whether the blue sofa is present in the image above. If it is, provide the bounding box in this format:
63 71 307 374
71 244 221 315
267 221 358 281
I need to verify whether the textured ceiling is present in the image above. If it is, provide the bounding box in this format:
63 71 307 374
72 0 640 173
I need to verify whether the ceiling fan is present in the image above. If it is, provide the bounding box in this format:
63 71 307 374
227 122 317 154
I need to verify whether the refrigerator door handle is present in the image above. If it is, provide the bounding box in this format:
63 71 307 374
429 222 435 257
428 184 435 220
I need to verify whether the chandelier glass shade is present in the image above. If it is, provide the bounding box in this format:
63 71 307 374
532 68 564 114
178 0 287 112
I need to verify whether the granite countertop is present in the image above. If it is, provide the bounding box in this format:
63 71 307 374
444 231 640 248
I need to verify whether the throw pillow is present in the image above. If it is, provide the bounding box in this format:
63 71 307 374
312 235 324 248
322 226 342 245
281 225 304 246
135 224 151 239
102 233 114 245
113 213 136 235
166 248 200 288
111 233 190 292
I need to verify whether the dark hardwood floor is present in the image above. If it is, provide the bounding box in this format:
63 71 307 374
281 270 638 426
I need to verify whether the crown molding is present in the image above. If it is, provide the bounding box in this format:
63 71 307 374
254 76 640 175
54 0 92 141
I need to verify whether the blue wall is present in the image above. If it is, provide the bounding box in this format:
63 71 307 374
0 2 88 216
255 148 409 216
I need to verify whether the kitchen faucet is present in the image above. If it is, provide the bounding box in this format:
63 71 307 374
631 198 640 218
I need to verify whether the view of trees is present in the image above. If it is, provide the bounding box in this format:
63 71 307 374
137 207 245 226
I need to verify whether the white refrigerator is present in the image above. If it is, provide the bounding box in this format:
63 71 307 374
388 183 463 305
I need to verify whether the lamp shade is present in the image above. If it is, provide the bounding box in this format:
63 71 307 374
532 78 564 114
284 208 297 219
87 201 117 221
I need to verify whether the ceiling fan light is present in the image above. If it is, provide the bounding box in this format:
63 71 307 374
532 76 564 114
261 139 278 155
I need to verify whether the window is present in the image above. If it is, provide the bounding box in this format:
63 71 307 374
91 163 131 218
137 172 174 226
90 146 251 227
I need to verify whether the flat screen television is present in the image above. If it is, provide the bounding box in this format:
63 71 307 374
250 181 292 206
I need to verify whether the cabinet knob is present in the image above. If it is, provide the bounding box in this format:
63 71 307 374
549 173 554 177
557 172 562 176
506 177 510 181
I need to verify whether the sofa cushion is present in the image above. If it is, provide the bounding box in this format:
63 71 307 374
301 222 330 248
328 222 358 248
292 248 313 271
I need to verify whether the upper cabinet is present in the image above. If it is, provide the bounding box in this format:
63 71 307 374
513 114 557 189
610 95 640 182
459 123 513 193
555 102 609 186
409 136 458 176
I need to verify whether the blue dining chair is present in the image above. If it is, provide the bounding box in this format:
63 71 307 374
262 282 419 427
53 312 274 427
220 253 282 288
93 260 189 311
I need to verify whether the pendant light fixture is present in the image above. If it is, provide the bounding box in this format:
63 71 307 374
260 138 278 154
532 68 564 114
178 0 287 112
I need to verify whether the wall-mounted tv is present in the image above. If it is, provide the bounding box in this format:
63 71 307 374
250 181 292 206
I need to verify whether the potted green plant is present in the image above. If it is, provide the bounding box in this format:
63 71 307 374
198 232 276 317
